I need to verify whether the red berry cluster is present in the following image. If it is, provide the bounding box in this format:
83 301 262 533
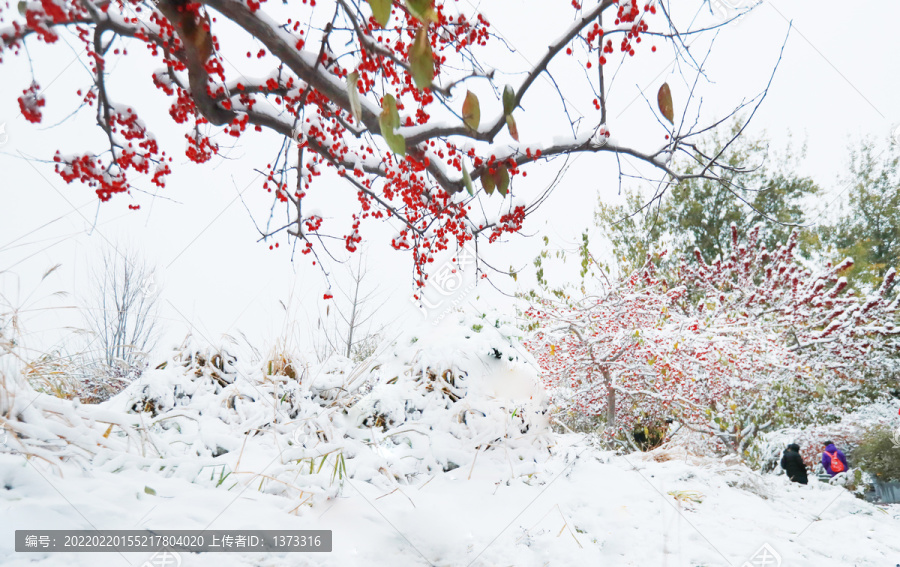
18 83 45 123
0 0 673 288
304 215 323 232
488 205 526 243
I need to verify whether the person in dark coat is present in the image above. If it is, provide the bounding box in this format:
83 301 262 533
821 440 849 477
780 443 808 484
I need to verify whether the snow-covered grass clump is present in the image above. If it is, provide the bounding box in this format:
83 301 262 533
2 311 551 505
348 311 551 482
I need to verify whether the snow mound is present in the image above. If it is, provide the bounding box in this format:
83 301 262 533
1 313 550 507
348 312 551 480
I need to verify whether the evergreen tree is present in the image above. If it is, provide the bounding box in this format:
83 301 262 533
820 138 900 287
596 122 819 275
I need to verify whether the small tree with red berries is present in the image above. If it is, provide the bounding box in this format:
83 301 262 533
675 224 900 407
524 225 900 453
524 257 797 452
2 0 771 286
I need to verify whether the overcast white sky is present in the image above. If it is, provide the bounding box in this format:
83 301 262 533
1 0 899 362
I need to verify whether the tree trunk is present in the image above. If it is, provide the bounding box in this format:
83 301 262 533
603 367 615 429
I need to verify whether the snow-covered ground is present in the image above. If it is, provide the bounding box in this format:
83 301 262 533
2 313 899 566
3 443 900 567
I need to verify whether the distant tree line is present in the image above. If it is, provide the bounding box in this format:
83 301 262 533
594 120 900 291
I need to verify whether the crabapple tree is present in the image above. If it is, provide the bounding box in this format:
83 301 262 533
676 224 900 402
525 225 900 452
2 0 760 285
523 257 797 452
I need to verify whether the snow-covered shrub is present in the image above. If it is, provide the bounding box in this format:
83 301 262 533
173 336 238 385
263 346 301 381
525 254 797 453
348 311 552 479
68 336 366 501
127 336 238 415
1 310 552 509
526 225 900 456
852 424 900 482
77 367 135 403
22 351 84 400
21 347 138 404
646 422 729 462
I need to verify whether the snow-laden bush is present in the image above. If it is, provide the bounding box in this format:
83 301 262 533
347 311 551 480
1 310 551 507
124 335 239 416
526 225 900 455
21 348 139 404
851 423 900 482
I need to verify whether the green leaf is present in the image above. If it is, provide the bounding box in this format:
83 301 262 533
462 90 480 131
495 164 509 196
405 0 437 23
17 0 26 15
144 486 156 496
367 0 392 27
346 71 362 124
657 82 674 124
216 471 232 487
382 130 405 155
383 94 400 128
506 114 519 141
409 27 434 91
379 94 406 155
481 169 495 194
462 163 474 196
502 85 516 116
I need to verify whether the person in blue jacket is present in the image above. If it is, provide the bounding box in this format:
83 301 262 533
821 440 849 477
